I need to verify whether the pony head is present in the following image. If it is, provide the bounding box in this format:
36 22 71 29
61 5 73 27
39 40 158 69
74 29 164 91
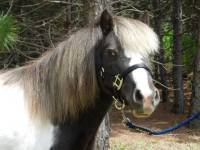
96 10 160 118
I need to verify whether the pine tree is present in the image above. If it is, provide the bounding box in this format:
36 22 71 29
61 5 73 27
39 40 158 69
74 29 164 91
0 14 18 51
172 0 184 113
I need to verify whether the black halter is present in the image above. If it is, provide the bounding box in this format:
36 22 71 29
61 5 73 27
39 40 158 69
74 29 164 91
121 64 153 78
96 62 152 109
112 64 152 89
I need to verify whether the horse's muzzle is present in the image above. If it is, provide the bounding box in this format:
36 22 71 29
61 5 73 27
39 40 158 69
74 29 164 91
132 88 160 118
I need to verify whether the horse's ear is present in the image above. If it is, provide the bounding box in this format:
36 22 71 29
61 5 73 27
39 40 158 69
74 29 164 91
99 9 113 36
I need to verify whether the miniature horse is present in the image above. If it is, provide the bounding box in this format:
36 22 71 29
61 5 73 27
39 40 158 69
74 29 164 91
0 10 160 150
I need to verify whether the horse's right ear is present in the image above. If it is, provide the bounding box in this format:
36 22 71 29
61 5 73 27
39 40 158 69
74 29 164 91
99 10 113 36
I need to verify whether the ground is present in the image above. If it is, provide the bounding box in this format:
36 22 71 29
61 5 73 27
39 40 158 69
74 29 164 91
109 103 200 150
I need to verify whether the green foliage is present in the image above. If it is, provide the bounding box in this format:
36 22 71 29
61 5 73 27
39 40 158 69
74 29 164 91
162 23 197 72
182 34 197 71
0 13 19 51
162 23 173 62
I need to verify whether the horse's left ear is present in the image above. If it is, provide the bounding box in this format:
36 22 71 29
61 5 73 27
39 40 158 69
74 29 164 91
99 9 113 36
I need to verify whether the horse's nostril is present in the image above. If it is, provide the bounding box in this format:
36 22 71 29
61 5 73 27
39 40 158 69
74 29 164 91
135 89 143 102
154 89 160 101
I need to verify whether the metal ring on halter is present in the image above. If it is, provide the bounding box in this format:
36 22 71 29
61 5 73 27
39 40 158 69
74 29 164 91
113 96 125 110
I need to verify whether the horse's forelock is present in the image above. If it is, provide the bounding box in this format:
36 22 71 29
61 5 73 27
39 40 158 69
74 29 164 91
113 17 159 56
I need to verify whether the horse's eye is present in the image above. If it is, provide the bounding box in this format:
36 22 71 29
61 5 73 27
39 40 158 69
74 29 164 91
106 50 118 58
110 51 116 56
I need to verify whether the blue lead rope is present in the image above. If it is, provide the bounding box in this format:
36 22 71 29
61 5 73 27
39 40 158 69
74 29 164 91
122 111 200 135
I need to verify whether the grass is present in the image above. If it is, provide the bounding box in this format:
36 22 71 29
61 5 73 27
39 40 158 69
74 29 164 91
110 136 200 150
110 141 129 150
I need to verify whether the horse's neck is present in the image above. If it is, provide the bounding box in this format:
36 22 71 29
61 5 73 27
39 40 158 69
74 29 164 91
51 93 112 150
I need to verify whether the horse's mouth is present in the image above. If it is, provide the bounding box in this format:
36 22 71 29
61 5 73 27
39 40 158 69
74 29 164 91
132 110 152 118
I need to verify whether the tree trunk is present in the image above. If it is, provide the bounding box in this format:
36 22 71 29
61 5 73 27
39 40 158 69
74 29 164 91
139 11 150 25
152 0 168 103
65 0 72 31
94 114 110 150
189 3 200 128
171 0 184 113
81 0 111 149
82 0 112 24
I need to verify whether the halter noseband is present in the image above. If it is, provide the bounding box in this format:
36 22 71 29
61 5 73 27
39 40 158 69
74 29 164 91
98 63 152 110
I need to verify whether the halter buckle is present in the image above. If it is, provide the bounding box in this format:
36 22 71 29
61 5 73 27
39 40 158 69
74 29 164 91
113 96 125 110
113 74 123 90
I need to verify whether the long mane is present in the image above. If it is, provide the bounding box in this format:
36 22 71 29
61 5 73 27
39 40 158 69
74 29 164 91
2 26 103 122
1 16 159 122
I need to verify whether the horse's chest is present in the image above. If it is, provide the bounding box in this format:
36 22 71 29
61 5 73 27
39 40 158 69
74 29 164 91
51 124 96 150
50 103 108 150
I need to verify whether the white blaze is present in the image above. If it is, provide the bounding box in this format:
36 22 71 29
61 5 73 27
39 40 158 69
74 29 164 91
124 51 153 97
